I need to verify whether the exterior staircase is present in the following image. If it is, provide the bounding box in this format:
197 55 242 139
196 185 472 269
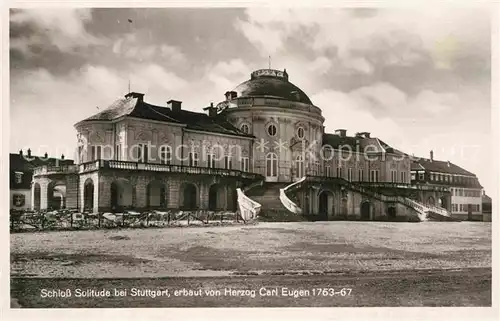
245 182 308 221
280 176 455 222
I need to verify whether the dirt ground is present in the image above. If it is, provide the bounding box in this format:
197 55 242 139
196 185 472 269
11 221 491 277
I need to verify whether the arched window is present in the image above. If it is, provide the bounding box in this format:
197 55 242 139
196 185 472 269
240 124 250 134
297 127 305 139
296 155 304 178
266 152 278 177
267 124 277 137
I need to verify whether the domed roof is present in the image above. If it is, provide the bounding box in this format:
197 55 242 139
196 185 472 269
232 69 313 105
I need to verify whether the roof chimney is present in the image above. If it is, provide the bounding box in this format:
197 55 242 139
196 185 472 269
335 129 347 137
44 152 48 158
203 102 218 117
125 92 144 101
61 154 65 160
430 150 434 162
447 160 451 167
19 150 23 156
167 100 182 112
27 148 31 157
365 132 370 138
225 91 237 101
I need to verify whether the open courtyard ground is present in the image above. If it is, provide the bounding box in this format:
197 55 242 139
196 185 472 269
10 221 492 307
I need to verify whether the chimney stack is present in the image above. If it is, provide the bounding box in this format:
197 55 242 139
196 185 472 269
167 100 182 112
447 161 451 167
335 129 347 137
27 148 31 157
430 150 434 162
44 152 48 158
125 92 145 101
61 154 65 160
19 150 23 156
225 91 237 101
204 102 218 117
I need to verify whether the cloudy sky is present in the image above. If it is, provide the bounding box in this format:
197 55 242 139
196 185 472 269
9 6 493 192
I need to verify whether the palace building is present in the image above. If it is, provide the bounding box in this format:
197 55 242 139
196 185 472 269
28 68 484 221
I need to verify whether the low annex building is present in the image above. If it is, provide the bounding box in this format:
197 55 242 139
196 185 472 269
28 68 484 221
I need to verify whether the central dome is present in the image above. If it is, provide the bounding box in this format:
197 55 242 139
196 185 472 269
232 69 313 105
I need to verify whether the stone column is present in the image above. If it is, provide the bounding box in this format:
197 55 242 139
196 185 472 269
39 178 50 210
199 183 209 210
98 175 111 212
167 179 180 209
65 175 79 210
135 176 147 209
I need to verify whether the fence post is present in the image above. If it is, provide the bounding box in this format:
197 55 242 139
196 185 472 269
220 212 223 223
70 211 74 229
187 212 190 225
98 213 101 228
146 212 150 227
167 212 171 225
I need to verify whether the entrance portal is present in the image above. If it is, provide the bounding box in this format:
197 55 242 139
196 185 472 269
361 201 371 220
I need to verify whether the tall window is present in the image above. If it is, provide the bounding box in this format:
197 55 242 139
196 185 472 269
401 171 407 183
370 170 379 182
267 124 277 137
207 153 215 168
325 166 332 177
419 173 424 180
241 124 249 134
297 127 305 139
266 152 278 177
189 152 199 167
347 168 353 181
358 169 364 181
391 170 397 183
224 155 232 169
241 157 249 172
160 146 172 165
296 155 304 177
115 144 121 161
337 166 343 178
92 145 102 161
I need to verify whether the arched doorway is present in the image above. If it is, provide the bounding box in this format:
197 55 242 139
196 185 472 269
181 183 197 210
147 180 166 209
83 178 94 212
318 190 334 220
438 196 447 209
110 179 133 212
265 152 278 181
208 184 222 211
33 183 41 210
47 181 66 210
361 201 371 220
296 155 304 179
427 196 436 206
388 206 397 219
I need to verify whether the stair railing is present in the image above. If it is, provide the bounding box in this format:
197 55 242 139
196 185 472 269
236 188 262 220
279 176 307 214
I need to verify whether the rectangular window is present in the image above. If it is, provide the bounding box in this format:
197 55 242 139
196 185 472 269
411 173 416 180
325 166 331 177
207 154 216 168
224 155 233 169
459 204 463 212
15 172 23 184
241 157 249 172
337 167 342 178
391 170 397 183
358 169 364 181
401 171 407 183
136 144 148 163
189 152 199 167
160 146 172 165
92 145 102 161
347 168 353 181
115 144 121 161
370 170 379 182
419 173 424 180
